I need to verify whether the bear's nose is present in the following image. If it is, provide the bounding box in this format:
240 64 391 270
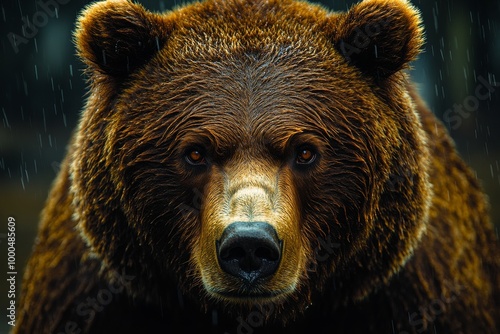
217 222 282 284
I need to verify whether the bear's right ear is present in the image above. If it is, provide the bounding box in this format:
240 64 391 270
328 0 424 80
75 0 172 77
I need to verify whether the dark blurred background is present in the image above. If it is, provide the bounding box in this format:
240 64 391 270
0 0 499 331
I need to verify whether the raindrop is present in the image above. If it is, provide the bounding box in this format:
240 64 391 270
34 64 38 80
432 7 438 31
42 108 46 132
177 288 185 309
34 159 38 174
17 0 23 16
2 108 10 128
211 309 218 326
20 163 28 189
22 73 28 95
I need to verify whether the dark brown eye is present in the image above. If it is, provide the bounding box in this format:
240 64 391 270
296 147 316 165
186 149 206 165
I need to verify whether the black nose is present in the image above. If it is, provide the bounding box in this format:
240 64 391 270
217 222 282 283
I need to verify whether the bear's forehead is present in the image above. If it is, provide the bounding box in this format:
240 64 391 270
131 0 352 109
166 0 333 59
121 0 365 150
132 51 348 134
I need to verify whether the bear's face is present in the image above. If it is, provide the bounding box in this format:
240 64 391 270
73 0 430 317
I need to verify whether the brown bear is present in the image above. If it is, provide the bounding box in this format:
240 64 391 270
15 0 499 333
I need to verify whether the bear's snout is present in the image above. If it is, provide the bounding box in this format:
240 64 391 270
216 222 282 285
195 165 304 301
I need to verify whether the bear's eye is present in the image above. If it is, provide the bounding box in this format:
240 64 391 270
296 147 316 165
185 149 206 166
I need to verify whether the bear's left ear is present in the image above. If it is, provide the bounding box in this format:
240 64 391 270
75 0 172 77
329 0 424 79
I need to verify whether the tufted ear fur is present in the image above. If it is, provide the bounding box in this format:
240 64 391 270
75 0 172 77
331 0 424 80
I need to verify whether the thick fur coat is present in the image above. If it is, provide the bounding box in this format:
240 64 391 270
16 0 499 333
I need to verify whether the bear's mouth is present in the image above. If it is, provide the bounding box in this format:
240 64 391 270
207 284 296 302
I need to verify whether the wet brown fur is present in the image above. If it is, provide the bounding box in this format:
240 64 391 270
16 0 499 333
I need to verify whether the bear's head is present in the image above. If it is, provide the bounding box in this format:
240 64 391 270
72 0 430 320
